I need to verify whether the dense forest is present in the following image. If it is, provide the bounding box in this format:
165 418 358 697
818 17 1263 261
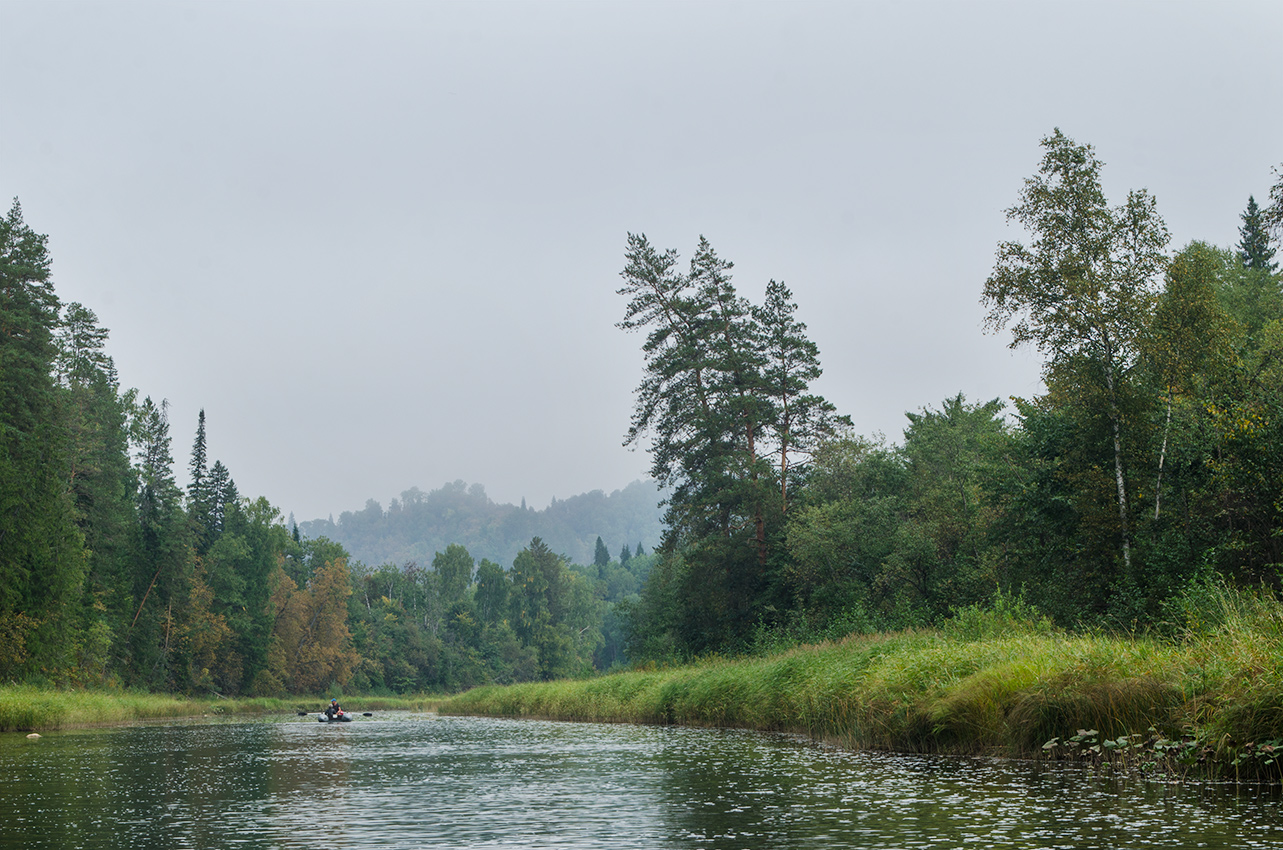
300 479 664 571
2 130 1281 696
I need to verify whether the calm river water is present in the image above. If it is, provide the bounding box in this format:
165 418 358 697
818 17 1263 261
3 713 1282 849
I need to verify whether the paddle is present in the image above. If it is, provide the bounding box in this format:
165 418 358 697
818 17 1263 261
300 706 370 718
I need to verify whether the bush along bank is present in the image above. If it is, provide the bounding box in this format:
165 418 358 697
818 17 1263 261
437 585 1283 782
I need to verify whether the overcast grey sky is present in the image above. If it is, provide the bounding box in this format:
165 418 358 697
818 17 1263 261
3 0 1280 523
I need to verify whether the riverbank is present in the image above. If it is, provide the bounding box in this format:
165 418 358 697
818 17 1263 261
439 587 1283 780
0 688 440 732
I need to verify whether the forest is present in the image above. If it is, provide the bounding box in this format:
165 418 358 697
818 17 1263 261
300 478 664 571
2 129 1281 696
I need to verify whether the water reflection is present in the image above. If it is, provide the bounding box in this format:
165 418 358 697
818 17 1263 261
2 715 1282 848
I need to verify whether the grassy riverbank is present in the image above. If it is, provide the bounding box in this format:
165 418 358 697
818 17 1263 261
0 689 440 733
439 585 1283 779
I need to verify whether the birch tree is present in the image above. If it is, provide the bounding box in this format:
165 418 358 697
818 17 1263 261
982 129 1168 574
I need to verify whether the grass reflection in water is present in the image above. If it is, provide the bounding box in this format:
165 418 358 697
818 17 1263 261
2 715 1283 849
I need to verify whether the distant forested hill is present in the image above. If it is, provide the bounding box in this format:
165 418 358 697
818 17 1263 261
298 480 665 568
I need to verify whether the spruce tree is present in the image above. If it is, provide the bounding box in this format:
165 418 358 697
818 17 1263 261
1238 195 1278 273
206 460 233 538
54 302 138 682
187 410 214 551
0 199 86 677
128 396 191 687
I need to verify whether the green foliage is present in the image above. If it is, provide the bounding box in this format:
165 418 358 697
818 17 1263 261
509 538 601 680
125 396 193 689
6 134 1283 708
434 543 474 609
1238 195 1278 273
1214 247 1282 342
984 128 1170 579
617 234 844 653
54 302 138 685
942 591 1055 642
187 409 210 548
0 200 87 679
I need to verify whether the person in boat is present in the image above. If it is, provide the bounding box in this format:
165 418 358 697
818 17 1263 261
324 698 343 720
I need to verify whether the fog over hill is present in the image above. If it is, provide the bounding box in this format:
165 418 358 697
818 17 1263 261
299 480 665 569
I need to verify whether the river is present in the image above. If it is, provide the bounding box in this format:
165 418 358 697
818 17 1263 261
2 713 1282 848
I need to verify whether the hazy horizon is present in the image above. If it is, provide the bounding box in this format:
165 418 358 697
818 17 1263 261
301 476 658 524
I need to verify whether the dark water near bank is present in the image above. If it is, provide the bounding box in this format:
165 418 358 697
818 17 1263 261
3 714 1282 849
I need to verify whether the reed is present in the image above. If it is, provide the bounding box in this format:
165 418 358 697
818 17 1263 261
0 687 209 731
0 688 443 732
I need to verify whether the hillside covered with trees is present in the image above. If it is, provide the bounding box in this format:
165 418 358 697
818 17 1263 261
299 479 663 571
2 129 1282 697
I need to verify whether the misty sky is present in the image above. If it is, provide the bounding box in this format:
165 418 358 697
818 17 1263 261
3 1 1280 524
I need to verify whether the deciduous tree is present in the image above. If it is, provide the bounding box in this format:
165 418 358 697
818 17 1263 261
982 129 1169 575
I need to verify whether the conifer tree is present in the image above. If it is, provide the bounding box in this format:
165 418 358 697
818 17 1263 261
188 410 210 548
754 278 848 513
0 199 86 677
128 396 192 687
1238 196 1278 273
54 302 137 681
618 234 842 649
206 460 233 538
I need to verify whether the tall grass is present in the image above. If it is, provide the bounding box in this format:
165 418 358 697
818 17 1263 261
441 583 1283 774
0 688 216 731
0 689 443 732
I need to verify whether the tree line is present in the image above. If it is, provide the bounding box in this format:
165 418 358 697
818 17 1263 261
300 478 663 572
2 128 1281 692
622 130 1283 656
0 196 654 693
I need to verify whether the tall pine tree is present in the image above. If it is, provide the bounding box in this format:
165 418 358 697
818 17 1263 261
618 234 842 651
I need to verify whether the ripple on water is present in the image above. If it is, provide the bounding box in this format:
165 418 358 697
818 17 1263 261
2 715 1283 849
